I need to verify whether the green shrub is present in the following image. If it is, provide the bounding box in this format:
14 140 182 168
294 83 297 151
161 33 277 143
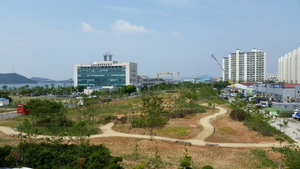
202 165 213 169
278 110 293 117
244 117 276 136
230 109 247 121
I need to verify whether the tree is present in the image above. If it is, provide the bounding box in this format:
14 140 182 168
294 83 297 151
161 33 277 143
2 85 7 92
198 86 218 101
133 96 167 131
119 85 136 96
146 146 164 169
25 99 71 137
179 143 192 169
0 145 13 167
176 89 198 112
26 99 66 123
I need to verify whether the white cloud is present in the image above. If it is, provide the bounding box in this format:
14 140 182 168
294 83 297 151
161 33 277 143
112 20 154 34
171 31 180 37
81 21 98 33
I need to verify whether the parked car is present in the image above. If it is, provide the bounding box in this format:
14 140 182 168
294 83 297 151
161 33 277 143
292 111 300 120
293 108 300 112
260 102 267 108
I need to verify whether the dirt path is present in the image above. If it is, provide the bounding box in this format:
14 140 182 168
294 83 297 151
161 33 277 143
0 106 296 148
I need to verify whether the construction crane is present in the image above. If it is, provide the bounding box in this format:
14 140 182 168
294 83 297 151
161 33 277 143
211 54 238 93
156 72 173 81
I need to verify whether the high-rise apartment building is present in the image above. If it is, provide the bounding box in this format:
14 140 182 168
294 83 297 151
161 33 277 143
278 47 300 83
222 48 267 83
74 53 137 88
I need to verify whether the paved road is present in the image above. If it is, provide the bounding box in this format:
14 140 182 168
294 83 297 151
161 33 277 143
271 118 300 143
0 111 20 120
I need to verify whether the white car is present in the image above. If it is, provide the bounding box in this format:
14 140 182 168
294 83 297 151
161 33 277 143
260 102 267 108
293 108 300 112
292 111 300 120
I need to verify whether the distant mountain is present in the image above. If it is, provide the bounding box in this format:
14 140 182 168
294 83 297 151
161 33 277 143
30 77 72 83
200 74 213 78
30 77 51 82
0 73 37 84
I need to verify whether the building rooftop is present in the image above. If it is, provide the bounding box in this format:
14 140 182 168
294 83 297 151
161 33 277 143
239 82 254 87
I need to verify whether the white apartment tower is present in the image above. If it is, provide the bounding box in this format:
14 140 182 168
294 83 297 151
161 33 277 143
278 47 300 83
222 48 267 83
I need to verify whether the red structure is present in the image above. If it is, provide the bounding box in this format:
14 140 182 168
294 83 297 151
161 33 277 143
17 104 30 115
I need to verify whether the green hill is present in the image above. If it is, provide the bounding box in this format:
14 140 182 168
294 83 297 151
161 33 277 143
0 73 37 84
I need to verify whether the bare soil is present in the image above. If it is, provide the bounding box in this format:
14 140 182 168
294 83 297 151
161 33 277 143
0 131 22 147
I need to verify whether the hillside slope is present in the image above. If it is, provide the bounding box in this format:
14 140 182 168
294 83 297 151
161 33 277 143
0 73 37 84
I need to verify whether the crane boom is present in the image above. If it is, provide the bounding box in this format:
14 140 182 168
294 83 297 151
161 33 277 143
211 54 224 72
211 54 237 89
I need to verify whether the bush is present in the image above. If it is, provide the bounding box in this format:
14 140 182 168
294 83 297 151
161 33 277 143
111 156 123 163
243 116 277 136
202 165 213 169
36 117 73 127
230 109 247 121
278 110 293 117
108 163 123 169
131 116 168 128
0 145 13 167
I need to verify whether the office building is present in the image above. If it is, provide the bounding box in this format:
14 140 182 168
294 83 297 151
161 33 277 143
74 53 137 88
278 47 300 83
222 48 267 83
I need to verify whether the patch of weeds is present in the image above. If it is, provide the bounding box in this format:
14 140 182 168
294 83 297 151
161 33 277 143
251 149 277 168
219 127 236 135
154 126 193 137
188 113 196 117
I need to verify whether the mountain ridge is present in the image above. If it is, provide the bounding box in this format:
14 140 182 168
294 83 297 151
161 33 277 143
0 73 37 84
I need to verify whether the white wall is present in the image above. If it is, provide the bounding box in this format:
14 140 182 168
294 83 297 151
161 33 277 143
0 99 9 106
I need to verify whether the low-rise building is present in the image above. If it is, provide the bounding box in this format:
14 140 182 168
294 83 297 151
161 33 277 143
267 73 278 82
0 98 9 106
253 83 300 102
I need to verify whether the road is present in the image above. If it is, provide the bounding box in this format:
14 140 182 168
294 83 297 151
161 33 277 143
271 118 300 143
0 111 20 120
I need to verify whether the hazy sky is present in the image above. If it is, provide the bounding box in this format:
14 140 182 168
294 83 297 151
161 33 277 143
1 0 300 80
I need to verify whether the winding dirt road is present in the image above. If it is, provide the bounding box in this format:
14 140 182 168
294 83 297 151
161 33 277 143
0 106 295 148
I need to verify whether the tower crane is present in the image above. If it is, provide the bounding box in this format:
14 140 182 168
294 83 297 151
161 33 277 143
211 54 238 93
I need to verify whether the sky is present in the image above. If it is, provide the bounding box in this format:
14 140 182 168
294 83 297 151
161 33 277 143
1 0 300 80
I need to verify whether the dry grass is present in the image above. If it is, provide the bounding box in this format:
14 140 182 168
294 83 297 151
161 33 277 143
207 111 276 143
88 137 280 169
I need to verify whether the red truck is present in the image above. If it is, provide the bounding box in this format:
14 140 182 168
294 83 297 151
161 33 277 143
17 104 30 115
